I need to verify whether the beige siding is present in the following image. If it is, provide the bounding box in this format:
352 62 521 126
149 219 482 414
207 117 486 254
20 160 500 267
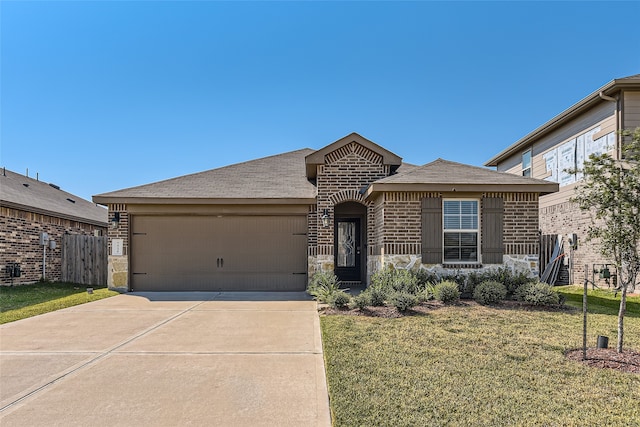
624 90 640 130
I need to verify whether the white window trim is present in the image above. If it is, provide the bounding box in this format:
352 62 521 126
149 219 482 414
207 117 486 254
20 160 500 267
442 198 480 264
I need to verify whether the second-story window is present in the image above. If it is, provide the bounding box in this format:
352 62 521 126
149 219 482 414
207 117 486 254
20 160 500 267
522 149 532 177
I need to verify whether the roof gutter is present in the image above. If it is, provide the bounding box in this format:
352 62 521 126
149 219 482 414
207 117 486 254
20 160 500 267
599 91 617 102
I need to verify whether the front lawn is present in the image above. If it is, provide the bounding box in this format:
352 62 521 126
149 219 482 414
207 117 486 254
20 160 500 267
0 282 118 324
321 294 640 426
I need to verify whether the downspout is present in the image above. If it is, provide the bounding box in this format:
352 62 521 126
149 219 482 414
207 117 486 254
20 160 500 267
599 91 621 156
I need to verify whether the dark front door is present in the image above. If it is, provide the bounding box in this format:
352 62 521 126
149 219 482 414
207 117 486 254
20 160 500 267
334 218 361 282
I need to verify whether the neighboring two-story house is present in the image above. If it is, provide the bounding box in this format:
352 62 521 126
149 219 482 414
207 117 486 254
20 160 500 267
486 74 640 284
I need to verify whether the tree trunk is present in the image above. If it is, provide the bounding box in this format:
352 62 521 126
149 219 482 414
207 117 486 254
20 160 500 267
617 283 627 353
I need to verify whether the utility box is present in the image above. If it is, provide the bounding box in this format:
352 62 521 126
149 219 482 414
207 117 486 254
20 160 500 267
49 240 57 250
40 232 49 245
6 263 21 278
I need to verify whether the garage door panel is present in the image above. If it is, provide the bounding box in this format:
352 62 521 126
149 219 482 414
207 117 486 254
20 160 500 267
131 215 307 291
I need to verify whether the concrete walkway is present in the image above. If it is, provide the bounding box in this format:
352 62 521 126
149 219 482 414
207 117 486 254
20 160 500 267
0 292 331 426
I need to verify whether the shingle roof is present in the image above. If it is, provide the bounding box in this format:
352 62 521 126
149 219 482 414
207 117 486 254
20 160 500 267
367 158 558 195
93 149 318 203
1 169 108 225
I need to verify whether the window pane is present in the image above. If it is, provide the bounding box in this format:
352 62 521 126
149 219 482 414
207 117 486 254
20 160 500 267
444 232 460 246
443 201 459 215
444 217 460 229
460 232 477 246
522 150 531 168
461 248 478 262
444 248 460 262
460 201 477 215
337 222 355 267
460 216 477 229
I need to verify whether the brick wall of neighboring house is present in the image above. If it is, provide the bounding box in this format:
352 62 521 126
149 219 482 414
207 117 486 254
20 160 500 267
539 200 608 284
0 206 106 285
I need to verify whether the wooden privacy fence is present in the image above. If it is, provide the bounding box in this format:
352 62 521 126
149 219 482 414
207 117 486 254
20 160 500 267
61 234 108 286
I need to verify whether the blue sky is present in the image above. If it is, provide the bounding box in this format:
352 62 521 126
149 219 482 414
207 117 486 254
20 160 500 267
2 1 639 202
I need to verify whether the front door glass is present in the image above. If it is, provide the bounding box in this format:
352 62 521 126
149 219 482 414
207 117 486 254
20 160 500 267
337 221 356 267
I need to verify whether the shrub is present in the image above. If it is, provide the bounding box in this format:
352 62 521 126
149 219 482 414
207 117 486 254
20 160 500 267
370 268 419 294
330 291 352 309
473 280 507 305
434 281 460 304
485 267 536 298
513 283 532 302
390 291 418 312
307 271 342 304
350 292 371 310
365 285 389 306
519 282 560 306
417 282 436 302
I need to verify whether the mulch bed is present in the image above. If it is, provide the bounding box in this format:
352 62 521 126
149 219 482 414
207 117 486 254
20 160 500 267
565 348 640 375
319 299 574 318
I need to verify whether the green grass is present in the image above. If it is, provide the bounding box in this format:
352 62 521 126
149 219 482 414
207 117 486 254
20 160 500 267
0 282 119 324
556 285 640 317
321 292 640 426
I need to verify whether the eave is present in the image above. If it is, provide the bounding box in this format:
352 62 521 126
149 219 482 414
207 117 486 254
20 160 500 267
0 200 108 228
364 182 559 200
92 196 318 206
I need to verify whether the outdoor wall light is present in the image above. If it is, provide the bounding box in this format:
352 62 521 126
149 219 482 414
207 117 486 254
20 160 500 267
111 212 120 229
321 209 330 227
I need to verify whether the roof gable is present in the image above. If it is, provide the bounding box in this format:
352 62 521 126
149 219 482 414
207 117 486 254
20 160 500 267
365 158 558 197
305 132 402 179
94 149 317 204
1 169 107 225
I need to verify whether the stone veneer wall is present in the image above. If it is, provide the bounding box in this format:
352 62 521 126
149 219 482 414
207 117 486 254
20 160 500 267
1 206 106 285
107 204 129 290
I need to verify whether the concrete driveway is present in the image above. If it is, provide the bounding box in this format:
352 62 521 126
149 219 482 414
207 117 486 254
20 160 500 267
0 292 331 426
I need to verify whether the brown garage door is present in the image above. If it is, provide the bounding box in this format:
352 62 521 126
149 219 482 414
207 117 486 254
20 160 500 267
130 215 308 291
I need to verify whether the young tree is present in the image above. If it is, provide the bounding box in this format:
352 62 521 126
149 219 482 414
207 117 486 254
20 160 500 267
571 127 640 353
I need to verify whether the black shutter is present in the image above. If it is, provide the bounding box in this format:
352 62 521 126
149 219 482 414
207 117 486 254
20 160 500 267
421 197 442 264
482 197 504 264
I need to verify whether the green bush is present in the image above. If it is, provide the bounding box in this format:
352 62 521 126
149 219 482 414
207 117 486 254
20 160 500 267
485 267 536 298
417 282 436 302
434 281 460 304
330 291 352 309
370 268 419 294
390 291 418 312
365 285 388 306
350 292 371 310
518 282 560 306
307 271 342 304
513 283 532 302
473 280 507 305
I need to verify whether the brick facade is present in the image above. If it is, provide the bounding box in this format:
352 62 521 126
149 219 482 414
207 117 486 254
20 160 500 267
1 206 106 285
107 204 129 290
539 200 606 283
